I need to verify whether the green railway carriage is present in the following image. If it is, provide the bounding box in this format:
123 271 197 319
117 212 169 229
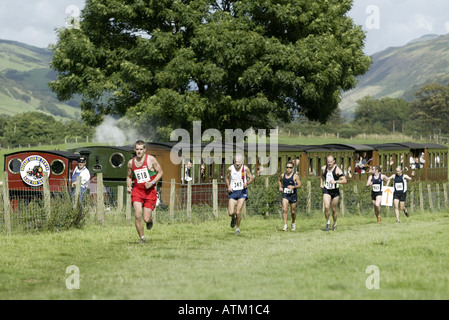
69 145 135 204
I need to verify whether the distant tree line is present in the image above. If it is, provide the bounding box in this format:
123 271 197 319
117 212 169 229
0 112 95 148
281 83 449 139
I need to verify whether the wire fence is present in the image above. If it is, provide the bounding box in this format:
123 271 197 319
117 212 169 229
1 174 449 234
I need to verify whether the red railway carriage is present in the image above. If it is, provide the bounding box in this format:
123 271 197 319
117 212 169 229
4 150 80 205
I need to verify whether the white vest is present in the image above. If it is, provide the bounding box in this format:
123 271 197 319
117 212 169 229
230 165 246 190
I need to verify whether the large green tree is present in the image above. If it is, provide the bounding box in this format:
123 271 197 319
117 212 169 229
50 0 371 140
410 83 449 135
354 96 410 133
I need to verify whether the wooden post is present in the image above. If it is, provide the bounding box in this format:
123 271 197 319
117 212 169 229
73 176 81 210
436 183 441 211
169 179 176 222
117 186 124 213
125 191 132 223
97 173 104 223
2 172 11 235
427 184 434 212
443 183 448 209
265 177 269 217
212 179 218 218
307 181 311 215
187 181 192 221
410 189 415 214
353 184 360 215
43 172 51 220
419 183 424 213
340 189 345 216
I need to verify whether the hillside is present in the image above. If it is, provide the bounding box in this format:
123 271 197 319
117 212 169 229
0 39 80 119
340 33 449 119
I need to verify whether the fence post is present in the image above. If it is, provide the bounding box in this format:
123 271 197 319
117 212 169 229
340 189 345 216
427 184 434 212
410 189 415 214
419 183 424 212
2 172 11 235
213 179 218 218
187 181 192 221
307 181 311 215
117 186 124 213
169 179 176 222
125 191 132 223
353 184 360 215
436 183 441 211
443 183 448 208
97 173 104 223
265 177 269 217
73 176 81 210
43 172 51 220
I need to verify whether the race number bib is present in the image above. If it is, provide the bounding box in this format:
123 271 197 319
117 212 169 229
283 187 294 194
325 181 335 190
395 183 404 191
231 180 244 191
372 184 381 192
135 168 151 184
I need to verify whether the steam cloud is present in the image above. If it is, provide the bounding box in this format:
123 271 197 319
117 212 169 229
93 116 140 146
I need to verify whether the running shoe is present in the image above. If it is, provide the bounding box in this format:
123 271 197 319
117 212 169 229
291 223 296 231
235 228 241 235
332 224 337 231
323 224 330 231
404 208 409 217
282 224 288 231
230 214 237 228
146 221 153 230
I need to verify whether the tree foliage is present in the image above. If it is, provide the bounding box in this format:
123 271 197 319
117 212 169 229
50 0 371 140
353 96 410 133
410 83 449 135
0 112 94 147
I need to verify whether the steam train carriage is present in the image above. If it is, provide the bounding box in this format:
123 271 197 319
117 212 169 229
4 150 80 207
68 145 135 204
4 141 447 209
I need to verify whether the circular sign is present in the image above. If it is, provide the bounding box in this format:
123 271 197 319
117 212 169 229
19 155 51 186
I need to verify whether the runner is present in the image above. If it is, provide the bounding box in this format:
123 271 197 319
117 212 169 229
366 166 390 223
386 166 412 223
278 161 302 231
225 154 254 235
127 140 163 243
320 155 347 231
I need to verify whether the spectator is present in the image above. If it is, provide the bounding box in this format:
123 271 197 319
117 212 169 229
184 160 192 182
420 152 426 165
200 163 206 183
71 156 90 203
414 157 421 169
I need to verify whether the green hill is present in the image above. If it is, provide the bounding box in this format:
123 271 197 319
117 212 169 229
340 34 449 119
0 39 80 119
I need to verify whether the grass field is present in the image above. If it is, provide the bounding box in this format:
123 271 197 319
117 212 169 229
1 210 449 300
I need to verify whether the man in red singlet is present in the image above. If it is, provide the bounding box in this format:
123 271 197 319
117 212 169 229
127 140 163 243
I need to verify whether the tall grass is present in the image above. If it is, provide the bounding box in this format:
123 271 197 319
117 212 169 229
1 210 448 300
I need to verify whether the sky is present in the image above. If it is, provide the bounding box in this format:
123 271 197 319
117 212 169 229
0 0 449 55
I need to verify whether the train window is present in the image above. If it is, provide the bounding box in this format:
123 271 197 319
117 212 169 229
8 158 21 174
51 159 66 175
110 153 125 168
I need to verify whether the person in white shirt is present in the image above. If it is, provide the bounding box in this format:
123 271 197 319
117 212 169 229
72 156 90 202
